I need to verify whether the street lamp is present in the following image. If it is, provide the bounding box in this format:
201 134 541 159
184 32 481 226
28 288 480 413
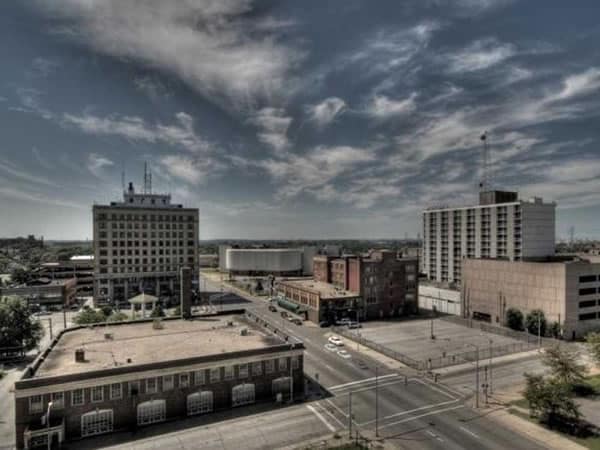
45 401 53 450
464 342 480 408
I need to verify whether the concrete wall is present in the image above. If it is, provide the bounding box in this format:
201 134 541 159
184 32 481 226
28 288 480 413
521 200 556 259
418 285 461 316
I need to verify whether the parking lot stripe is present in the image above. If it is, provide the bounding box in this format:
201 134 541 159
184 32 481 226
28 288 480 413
325 398 349 418
315 401 347 428
379 404 464 429
306 405 336 432
460 426 480 439
329 373 398 391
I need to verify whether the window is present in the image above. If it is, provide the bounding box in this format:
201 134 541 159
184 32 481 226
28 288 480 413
81 409 113 437
579 275 598 283
179 373 190 388
292 356 300 370
146 378 158 394
232 383 255 407
187 391 213 416
252 362 262 376
52 392 64 409
278 358 287 371
210 368 221 383
579 312 597 321
110 383 122 400
137 399 166 425
579 300 597 308
91 386 104 403
265 360 274 374
238 363 248 378
162 375 174 391
129 381 140 397
72 389 84 406
580 287 597 296
193 371 205 386
224 366 234 380
29 395 43 413
272 377 292 398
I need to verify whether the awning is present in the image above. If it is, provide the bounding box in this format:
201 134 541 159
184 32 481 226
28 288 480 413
277 298 306 313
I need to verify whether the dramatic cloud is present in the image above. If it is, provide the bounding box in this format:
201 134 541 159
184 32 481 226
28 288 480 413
444 38 515 73
248 107 292 153
36 0 304 111
87 153 114 177
307 97 347 128
62 111 212 154
160 155 217 184
133 76 172 101
366 93 417 119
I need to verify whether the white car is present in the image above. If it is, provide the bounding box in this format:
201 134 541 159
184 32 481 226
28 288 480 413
328 336 344 347
325 343 338 352
337 350 351 359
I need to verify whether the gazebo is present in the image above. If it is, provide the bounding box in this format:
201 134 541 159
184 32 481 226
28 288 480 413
128 292 158 318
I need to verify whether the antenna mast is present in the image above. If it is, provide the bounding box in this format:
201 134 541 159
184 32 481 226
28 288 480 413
480 131 489 191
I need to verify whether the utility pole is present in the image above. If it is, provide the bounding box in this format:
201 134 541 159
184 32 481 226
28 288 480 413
430 319 435 340
348 391 352 439
538 314 542 350
465 343 480 408
375 365 379 437
290 344 295 403
489 339 493 395
62 306 67 329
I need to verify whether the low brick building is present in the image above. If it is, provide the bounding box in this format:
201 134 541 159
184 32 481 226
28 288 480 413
14 314 304 449
0 277 77 307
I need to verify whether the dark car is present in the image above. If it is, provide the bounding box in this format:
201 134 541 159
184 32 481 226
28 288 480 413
268 305 277 312
280 311 288 318
292 318 302 325
319 321 331 328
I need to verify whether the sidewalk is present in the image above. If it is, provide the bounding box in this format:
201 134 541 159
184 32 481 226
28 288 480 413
434 348 542 377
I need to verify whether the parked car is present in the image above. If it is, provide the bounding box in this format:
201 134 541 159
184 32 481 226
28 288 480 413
325 343 338 352
328 336 344 346
319 321 331 328
337 350 352 359
292 318 302 325
347 321 362 329
355 359 368 369
336 318 351 326
268 305 277 312
280 311 288 318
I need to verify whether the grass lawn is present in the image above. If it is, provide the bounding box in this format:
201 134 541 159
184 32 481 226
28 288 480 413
508 403 600 450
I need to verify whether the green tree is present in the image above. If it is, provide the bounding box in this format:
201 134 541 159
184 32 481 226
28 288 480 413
548 321 561 339
525 310 547 336
150 304 165 318
0 296 44 351
10 267 30 285
542 345 586 387
100 305 114 317
505 308 524 331
106 311 128 322
586 332 600 365
73 308 106 325
524 373 581 428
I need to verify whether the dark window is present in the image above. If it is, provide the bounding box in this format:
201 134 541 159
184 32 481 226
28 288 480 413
579 312 597 321
579 275 598 283
579 288 597 296
579 300 597 308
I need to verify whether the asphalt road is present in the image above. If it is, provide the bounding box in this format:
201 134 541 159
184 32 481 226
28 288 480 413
195 274 548 450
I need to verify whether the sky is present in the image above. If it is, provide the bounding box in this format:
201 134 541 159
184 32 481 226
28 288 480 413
0 0 599 240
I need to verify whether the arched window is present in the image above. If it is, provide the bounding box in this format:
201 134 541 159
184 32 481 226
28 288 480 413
187 391 213 415
272 377 292 397
81 409 113 437
137 399 166 425
232 383 255 407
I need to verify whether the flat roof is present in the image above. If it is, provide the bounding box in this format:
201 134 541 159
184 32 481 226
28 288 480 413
34 315 284 378
280 279 359 299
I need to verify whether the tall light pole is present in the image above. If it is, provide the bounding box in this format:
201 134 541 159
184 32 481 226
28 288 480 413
289 343 295 403
375 365 379 437
488 338 493 395
45 401 53 450
465 343 480 408
348 391 353 439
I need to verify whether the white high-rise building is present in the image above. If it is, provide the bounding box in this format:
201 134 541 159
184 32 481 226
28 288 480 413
422 191 555 284
93 182 199 305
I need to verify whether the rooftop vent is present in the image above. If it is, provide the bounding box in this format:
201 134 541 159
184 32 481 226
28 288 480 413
240 328 248 336
227 321 235 327
75 348 85 363
104 333 113 340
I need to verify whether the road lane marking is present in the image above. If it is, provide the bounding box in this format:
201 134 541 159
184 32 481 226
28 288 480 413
359 399 458 425
306 405 336 432
459 426 480 439
329 373 398 390
315 402 346 428
325 398 349 418
379 404 465 429
426 430 444 442
412 378 458 400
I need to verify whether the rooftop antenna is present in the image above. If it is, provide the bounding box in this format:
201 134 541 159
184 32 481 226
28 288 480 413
143 162 152 194
479 131 489 192
121 160 126 193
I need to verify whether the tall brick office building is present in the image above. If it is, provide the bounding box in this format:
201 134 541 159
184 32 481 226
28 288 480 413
14 314 304 449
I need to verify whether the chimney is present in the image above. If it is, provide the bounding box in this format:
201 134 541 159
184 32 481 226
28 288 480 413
180 266 192 319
